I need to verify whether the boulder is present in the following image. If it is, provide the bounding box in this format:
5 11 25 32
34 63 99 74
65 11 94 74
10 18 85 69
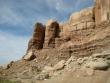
92 51 110 58
65 56 77 66
42 60 66 72
35 73 50 80
42 66 54 73
53 60 65 70
6 61 14 69
85 59 109 70
23 50 36 60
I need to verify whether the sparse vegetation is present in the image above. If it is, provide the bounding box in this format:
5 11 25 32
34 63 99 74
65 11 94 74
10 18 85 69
0 78 21 83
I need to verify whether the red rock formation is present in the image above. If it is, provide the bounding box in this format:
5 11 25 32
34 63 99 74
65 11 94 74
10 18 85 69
28 23 45 51
44 20 60 48
32 23 45 49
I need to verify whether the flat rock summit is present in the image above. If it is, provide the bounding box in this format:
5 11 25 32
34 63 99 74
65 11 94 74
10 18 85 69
1 0 110 83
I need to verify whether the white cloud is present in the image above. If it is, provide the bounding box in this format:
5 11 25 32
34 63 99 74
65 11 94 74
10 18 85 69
0 31 30 65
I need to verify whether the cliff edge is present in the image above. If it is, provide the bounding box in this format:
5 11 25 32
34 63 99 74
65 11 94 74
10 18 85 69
0 0 110 83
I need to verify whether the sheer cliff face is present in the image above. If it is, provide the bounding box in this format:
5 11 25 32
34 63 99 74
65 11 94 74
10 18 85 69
95 0 110 25
23 0 110 66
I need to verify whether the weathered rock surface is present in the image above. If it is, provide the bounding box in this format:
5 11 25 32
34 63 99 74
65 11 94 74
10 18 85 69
62 7 95 38
44 20 60 48
26 22 45 55
23 50 36 61
30 22 45 50
35 73 50 80
85 60 109 70
1 0 110 83
22 0 110 65
69 7 94 25
43 66 54 73
23 23 45 60
94 0 110 25
64 53 110 70
53 60 65 70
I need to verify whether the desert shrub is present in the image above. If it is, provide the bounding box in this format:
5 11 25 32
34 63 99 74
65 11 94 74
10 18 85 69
0 78 20 83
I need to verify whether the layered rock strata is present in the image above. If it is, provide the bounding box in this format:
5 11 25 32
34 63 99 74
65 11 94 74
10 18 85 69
23 0 110 68
1 1 110 82
23 23 45 60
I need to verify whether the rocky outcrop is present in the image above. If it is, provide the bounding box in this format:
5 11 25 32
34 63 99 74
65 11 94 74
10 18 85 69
94 0 110 25
23 23 45 60
23 0 110 66
29 22 45 50
33 23 45 49
44 20 60 48
62 8 95 38
1 1 110 82
69 7 94 26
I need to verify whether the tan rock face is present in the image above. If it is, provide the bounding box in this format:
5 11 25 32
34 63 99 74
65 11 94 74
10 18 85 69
69 8 94 24
94 0 110 25
62 8 95 38
44 20 60 48
23 50 36 60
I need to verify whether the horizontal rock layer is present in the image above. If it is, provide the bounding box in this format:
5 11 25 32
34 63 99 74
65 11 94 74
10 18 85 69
23 0 110 68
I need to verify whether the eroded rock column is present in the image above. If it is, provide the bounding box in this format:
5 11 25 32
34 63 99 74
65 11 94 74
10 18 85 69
44 20 60 48
32 23 45 50
23 23 45 60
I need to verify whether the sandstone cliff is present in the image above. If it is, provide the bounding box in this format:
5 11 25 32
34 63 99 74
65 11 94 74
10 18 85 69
23 0 110 67
1 0 110 83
